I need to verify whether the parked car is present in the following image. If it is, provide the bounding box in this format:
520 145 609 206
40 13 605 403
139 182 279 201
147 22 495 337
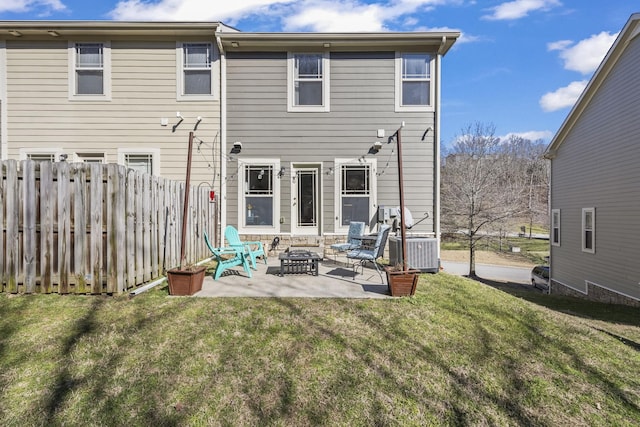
531 265 549 290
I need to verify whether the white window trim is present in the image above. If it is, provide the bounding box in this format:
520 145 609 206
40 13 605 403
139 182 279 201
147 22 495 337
551 208 560 247
176 42 219 101
68 41 111 101
117 148 160 176
287 52 330 112
582 207 595 254
19 148 65 162
395 52 434 113
237 158 281 234
333 158 377 232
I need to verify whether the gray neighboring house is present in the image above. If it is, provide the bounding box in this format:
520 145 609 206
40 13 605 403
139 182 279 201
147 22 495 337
217 32 459 253
544 13 640 307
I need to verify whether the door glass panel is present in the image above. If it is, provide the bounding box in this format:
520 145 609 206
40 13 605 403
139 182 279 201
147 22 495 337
297 170 317 227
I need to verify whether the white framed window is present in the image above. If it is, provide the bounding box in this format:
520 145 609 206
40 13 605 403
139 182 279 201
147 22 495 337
238 159 281 234
177 42 217 100
395 52 433 112
68 42 111 100
551 209 560 246
334 158 377 231
287 52 330 112
117 148 160 176
582 208 595 253
19 148 65 162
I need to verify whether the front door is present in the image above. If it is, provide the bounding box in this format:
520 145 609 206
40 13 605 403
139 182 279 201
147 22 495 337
292 165 320 235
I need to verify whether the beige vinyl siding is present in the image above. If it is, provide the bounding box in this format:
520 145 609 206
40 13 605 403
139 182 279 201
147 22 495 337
226 51 435 235
551 34 640 301
4 39 220 184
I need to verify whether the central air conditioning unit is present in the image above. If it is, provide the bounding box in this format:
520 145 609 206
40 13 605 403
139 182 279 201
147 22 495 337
388 236 439 273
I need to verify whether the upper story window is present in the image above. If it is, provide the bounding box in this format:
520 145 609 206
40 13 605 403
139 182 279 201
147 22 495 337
395 52 433 112
69 42 111 101
287 52 330 112
178 42 216 100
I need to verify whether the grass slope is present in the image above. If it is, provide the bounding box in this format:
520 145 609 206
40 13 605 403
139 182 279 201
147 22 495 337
0 274 638 426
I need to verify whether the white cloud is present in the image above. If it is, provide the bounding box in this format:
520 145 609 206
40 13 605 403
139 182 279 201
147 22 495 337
109 0 293 22
0 0 65 14
546 39 571 51
550 31 618 74
283 1 387 32
501 130 554 142
483 0 561 21
539 80 588 112
109 0 461 32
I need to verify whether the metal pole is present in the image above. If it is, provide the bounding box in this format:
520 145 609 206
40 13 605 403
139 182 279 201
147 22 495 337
396 123 408 272
179 131 194 269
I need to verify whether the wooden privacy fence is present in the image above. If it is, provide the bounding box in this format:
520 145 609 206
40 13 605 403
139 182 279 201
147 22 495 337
0 159 215 295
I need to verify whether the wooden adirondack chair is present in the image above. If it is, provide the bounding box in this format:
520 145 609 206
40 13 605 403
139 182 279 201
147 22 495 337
204 231 252 280
224 225 267 270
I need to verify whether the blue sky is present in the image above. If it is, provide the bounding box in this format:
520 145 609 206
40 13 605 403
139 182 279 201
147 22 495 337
1 1 638 146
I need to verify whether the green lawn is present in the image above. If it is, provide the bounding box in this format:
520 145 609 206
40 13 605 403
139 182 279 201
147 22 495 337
1 274 638 425
442 235 550 265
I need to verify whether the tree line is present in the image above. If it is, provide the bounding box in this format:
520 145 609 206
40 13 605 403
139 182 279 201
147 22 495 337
441 122 549 277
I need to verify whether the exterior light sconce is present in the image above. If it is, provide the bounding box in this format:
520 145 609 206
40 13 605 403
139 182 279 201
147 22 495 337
277 167 286 178
231 41 239 48
231 141 242 154
369 141 383 155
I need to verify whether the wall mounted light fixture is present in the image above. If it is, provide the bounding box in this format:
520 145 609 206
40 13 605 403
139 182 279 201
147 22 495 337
231 141 242 154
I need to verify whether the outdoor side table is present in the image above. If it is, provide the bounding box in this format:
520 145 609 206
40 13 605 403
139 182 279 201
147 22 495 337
279 250 322 277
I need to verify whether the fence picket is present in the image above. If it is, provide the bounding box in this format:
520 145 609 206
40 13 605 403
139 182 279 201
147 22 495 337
40 162 54 293
0 161 4 289
23 161 37 293
57 162 71 293
73 164 88 293
6 160 19 292
90 165 103 294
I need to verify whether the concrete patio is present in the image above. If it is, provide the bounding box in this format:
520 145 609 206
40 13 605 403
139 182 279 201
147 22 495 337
194 255 392 298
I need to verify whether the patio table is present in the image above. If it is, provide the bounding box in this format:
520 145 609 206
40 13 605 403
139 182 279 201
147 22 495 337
279 250 322 277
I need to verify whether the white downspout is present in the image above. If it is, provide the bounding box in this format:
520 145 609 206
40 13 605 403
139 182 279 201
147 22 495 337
434 39 445 262
215 33 227 247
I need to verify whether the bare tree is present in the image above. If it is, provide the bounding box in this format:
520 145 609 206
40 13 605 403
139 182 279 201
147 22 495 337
501 135 550 238
441 123 527 277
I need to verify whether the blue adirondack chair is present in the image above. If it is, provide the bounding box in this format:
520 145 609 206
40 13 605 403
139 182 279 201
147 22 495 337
204 231 252 280
224 225 267 270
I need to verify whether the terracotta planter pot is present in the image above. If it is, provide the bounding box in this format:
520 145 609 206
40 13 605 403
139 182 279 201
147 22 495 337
167 265 206 296
384 266 419 296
